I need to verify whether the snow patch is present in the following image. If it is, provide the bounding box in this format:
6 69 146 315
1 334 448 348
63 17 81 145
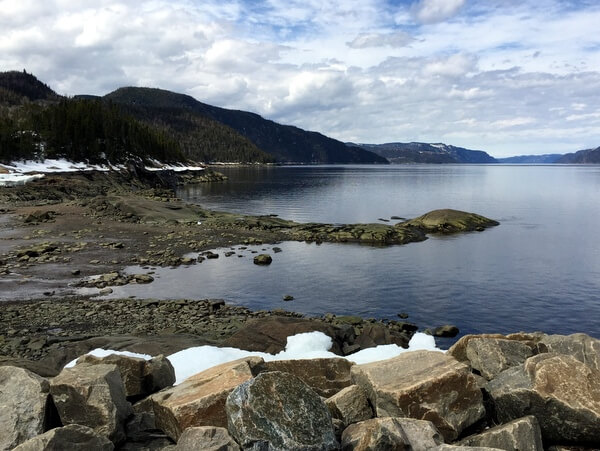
65 331 441 385
65 348 152 368
145 164 205 172
0 173 45 186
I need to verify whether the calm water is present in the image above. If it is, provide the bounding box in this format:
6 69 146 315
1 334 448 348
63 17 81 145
107 165 600 338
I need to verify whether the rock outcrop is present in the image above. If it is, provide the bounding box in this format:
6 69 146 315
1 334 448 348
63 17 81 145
351 350 485 441
226 371 338 450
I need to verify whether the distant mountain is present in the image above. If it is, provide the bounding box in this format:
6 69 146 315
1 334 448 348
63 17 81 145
497 154 563 164
105 87 387 164
556 146 600 164
0 70 58 104
348 142 496 164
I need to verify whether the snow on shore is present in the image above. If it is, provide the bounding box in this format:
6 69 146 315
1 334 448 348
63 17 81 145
67 331 441 385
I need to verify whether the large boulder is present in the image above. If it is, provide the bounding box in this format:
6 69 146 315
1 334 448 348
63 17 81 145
448 333 541 364
538 333 600 370
486 353 600 445
351 350 485 442
222 317 343 355
226 371 338 450
463 337 534 380
325 385 373 427
175 426 240 451
77 354 175 399
0 366 51 450
459 415 543 451
253 358 353 397
49 363 133 444
150 357 262 441
12 424 114 451
340 417 443 450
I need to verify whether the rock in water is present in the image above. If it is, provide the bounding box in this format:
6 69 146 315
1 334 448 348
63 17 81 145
175 426 240 451
151 357 262 441
351 350 485 442
253 253 272 265
0 366 51 450
226 371 338 450
49 363 133 444
486 353 600 445
459 415 543 451
12 424 114 451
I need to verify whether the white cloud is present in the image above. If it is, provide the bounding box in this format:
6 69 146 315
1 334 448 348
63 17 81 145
347 31 414 49
412 0 466 24
1 0 600 156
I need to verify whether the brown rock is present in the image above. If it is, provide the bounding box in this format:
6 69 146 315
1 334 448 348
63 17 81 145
351 350 485 442
12 424 114 451
223 317 343 355
49 363 133 444
355 323 409 349
150 357 262 441
464 337 534 380
459 415 543 451
341 417 443 450
0 366 51 450
448 333 542 364
175 426 240 451
487 353 600 444
538 333 600 370
325 385 373 427
253 358 353 397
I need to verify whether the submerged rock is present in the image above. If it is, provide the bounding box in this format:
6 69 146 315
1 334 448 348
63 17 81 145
253 253 272 265
402 209 499 233
226 371 338 451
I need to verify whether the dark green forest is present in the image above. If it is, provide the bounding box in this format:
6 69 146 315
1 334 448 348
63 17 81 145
0 99 184 164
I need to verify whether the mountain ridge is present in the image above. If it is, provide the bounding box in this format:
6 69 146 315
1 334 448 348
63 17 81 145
348 141 497 164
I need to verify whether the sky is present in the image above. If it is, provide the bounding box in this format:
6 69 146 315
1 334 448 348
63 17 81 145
1 0 600 157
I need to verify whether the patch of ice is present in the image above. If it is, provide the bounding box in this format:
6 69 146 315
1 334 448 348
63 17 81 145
145 164 205 172
0 173 45 186
5 159 112 174
65 332 441 385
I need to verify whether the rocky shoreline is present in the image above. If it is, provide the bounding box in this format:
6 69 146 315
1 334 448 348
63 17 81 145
2 328 600 450
5 168 598 450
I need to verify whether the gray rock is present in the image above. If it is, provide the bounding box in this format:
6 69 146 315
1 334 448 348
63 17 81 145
253 357 354 398
351 350 485 442
12 424 114 451
486 353 600 444
341 417 443 450
0 366 51 450
49 363 133 444
459 415 543 451
175 426 240 450
226 371 338 450
465 337 533 380
538 333 600 370
325 385 373 427
433 325 460 338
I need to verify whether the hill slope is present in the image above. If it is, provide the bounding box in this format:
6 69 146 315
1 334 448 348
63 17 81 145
349 142 496 164
556 146 600 164
497 154 563 164
105 87 387 164
0 70 59 105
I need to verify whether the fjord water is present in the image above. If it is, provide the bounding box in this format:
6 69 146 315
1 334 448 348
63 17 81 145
132 165 600 337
